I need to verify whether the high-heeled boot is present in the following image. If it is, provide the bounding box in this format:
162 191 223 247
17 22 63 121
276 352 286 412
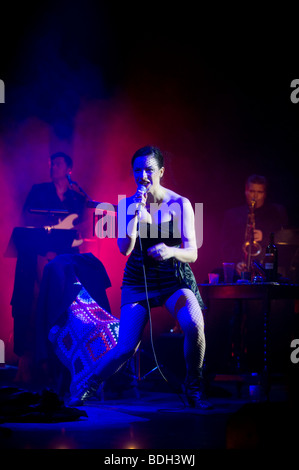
68 375 101 407
184 371 213 410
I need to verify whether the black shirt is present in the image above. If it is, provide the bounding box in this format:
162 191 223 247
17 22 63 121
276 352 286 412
22 182 87 228
221 202 288 264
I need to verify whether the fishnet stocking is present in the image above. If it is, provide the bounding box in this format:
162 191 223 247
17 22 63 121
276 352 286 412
92 302 148 382
165 288 206 379
91 289 205 386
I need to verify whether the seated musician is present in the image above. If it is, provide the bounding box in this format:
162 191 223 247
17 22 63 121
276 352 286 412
11 152 88 384
218 175 289 372
220 174 288 276
22 152 86 229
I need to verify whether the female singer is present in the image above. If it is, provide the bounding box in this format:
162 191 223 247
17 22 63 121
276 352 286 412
70 146 211 409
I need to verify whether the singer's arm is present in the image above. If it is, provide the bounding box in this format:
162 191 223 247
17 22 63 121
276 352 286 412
147 197 198 263
117 214 138 256
173 197 198 263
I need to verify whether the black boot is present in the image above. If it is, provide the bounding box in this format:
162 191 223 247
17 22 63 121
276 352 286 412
68 375 101 407
184 373 213 410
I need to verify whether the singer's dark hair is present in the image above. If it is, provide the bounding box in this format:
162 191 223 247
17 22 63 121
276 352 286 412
131 146 164 169
50 152 73 169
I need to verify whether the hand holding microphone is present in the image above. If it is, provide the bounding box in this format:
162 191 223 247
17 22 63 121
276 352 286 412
134 184 148 219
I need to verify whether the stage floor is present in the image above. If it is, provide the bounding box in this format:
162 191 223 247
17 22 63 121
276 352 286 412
0 391 237 450
0 369 296 451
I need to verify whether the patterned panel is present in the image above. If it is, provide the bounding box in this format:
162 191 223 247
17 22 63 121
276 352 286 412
48 285 119 396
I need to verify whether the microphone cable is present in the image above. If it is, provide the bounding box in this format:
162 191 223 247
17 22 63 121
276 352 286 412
136 213 187 410
137 218 168 384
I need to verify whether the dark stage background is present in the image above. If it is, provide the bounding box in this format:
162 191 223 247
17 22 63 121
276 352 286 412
0 2 298 364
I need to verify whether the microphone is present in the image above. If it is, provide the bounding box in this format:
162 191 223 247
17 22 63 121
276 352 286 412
66 174 73 187
136 185 147 217
66 174 91 200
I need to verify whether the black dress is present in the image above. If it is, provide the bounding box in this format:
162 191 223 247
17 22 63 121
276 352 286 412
121 218 204 309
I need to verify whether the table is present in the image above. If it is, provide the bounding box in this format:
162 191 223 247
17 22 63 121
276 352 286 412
198 282 299 397
199 282 299 302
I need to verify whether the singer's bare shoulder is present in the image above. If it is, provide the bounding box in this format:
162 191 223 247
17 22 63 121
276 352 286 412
163 188 192 207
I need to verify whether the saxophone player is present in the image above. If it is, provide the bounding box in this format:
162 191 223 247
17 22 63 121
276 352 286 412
221 174 288 276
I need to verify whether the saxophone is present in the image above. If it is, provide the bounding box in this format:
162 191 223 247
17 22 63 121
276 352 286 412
242 199 261 270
